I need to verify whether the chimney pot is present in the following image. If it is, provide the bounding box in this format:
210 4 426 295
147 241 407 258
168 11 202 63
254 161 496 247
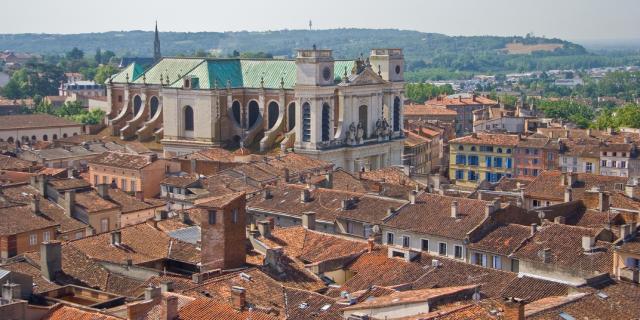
409 190 417 204
282 168 290 182
503 298 525 320
63 190 75 217
165 295 179 320
451 201 459 219
564 187 572 202
30 195 40 214
40 242 62 281
582 236 595 252
625 184 636 200
111 230 121 246
367 238 375 253
257 220 272 238
231 286 246 311
530 223 537 236
160 281 174 293
302 212 316 230
144 286 161 300
301 189 311 203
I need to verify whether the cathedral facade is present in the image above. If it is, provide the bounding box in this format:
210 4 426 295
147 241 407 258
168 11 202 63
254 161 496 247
105 48 405 172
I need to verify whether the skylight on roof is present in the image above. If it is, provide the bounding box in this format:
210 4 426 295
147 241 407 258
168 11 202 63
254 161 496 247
559 312 576 320
299 302 309 309
320 304 331 311
596 291 608 299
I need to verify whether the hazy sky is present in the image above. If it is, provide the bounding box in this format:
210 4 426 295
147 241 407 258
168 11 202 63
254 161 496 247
1 0 638 41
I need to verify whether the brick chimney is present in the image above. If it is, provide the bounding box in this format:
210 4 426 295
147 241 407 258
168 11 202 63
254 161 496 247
40 242 62 281
367 238 375 253
231 286 246 311
263 189 272 200
282 168 290 183
450 201 458 219
164 295 179 320
325 172 334 189
530 223 537 236
302 212 316 230
503 298 525 320
409 190 417 204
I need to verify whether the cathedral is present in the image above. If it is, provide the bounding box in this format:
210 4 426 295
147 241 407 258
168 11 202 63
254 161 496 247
105 28 405 172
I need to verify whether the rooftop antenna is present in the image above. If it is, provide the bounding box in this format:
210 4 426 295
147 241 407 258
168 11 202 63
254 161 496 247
309 20 312 31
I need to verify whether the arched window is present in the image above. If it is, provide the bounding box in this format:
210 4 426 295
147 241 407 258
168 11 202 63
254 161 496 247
248 101 260 128
471 146 476 151
31 135 36 141
53 134 58 140
497 148 503 153
133 95 142 116
7 137 14 144
267 101 279 130
231 100 241 126
149 96 159 119
359 105 368 138
184 106 194 131
63 133 68 138
43 135 48 141
458 145 464 151
393 96 401 132
321 103 331 141
302 102 311 142
287 102 296 131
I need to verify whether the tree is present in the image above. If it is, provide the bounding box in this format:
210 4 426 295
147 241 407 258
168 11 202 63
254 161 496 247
55 101 84 117
66 47 84 60
1 78 25 99
94 48 103 64
94 64 119 84
101 50 116 64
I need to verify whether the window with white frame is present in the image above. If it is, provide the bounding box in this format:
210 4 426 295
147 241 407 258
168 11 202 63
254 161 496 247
421 239 429 251
43 231 50 242
386 232 395 245
493 256 502 269
438 242 447 256
100 218 109 233
75 231 84 239
454 245 463 259
29 234 37 246
402 236 410 248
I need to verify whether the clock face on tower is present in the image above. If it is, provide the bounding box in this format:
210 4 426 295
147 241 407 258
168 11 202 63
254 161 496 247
322 66 332 81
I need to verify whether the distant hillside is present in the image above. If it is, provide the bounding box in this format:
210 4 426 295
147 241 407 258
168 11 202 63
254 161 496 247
5 29 634 81
0 29 582 59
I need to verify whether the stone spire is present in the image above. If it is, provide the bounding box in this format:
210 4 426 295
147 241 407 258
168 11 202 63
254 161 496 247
154 21 161 62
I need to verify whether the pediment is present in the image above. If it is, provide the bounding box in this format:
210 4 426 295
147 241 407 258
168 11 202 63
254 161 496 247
346 67 387 86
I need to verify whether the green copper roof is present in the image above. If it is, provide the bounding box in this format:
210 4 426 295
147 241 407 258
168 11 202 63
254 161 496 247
108 62 144 84
132 58 204 85
112 57 355 89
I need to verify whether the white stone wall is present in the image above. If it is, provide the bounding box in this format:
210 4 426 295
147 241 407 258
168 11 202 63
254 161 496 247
0 126 82 143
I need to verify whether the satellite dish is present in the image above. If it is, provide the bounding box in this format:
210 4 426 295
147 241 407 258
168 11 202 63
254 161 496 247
472 292 481 301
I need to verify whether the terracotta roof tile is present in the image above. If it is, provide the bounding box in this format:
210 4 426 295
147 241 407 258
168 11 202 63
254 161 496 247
249 185 405 224
0 204 59 235
524 171 629 202
0 155 36 171
0 114 80 130
179 297 278 320
71 222 199 265
468 224 532 256
89 152 153 170
74 191 120 213
384 193 491 240
283 286 342 320
512 223 612 275
41 305 121 320
450 133 520 147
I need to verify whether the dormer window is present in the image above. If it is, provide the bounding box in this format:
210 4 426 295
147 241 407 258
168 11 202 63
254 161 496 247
184 78 190 89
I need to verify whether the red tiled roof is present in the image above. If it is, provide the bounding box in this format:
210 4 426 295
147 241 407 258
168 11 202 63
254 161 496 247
512 223 612 274
0 114 80 130
0 204 59 235
89 152 153 170
179 297 278 320
426 95 497 107
524 171 630 202
404 104 457 116
384 193 491 240
41 305 121 320
468 224 532 256
450 133 520 147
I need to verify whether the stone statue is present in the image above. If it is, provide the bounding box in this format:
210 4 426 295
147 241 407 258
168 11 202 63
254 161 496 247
346 122 357 144
356 122 364 142
382 118 391 138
